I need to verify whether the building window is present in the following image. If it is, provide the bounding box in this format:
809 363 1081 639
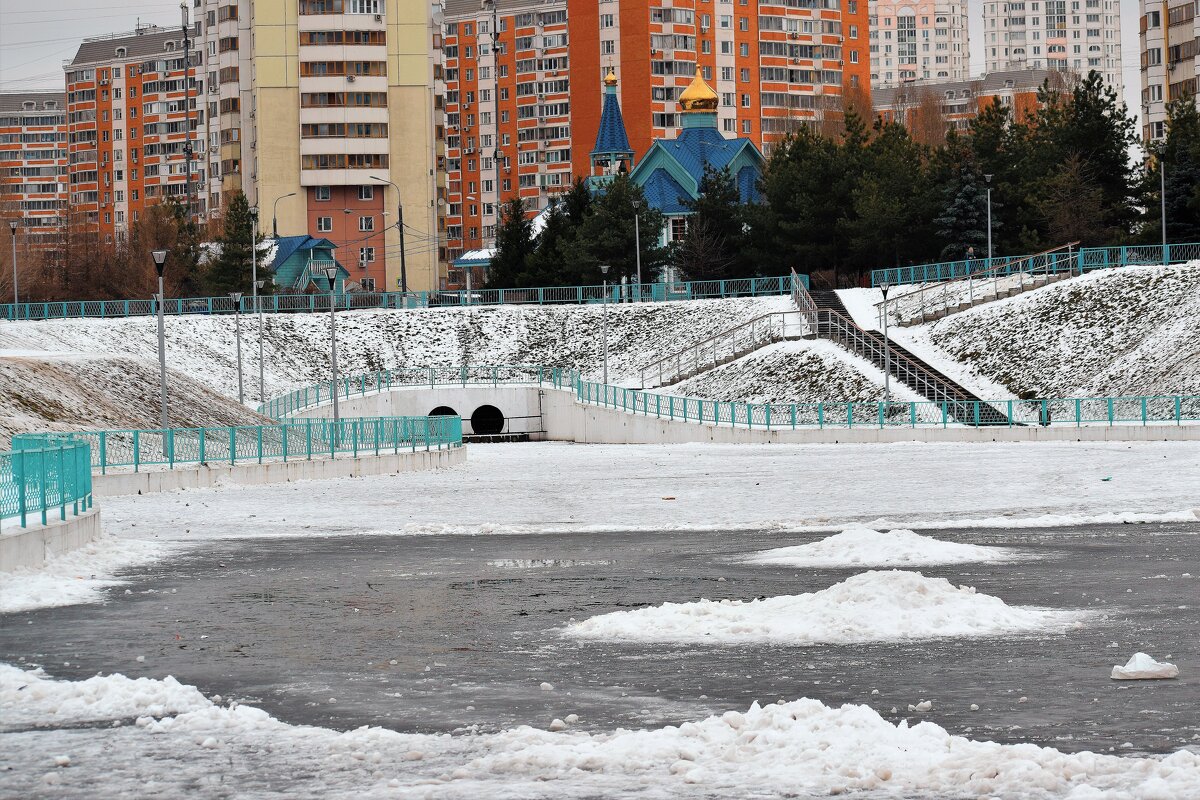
358 185 374 200
359 246 375 263
359 216 375 232
315 186 331 201
317 216 332 232
670 217 687 240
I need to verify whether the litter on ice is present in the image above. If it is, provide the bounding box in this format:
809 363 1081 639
1111 653 1179 680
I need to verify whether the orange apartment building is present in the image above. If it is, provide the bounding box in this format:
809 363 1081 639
0 92 69 259
63 27 206 246
439 0 870 271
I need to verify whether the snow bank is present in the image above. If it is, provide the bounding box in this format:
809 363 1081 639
664 339 922 407
746 526 1019 568
6 666 1200 798
909 263 1200 398
1111 653 1179 680
0 536 171 613
0 353 267 443
0 296 795 404
564 570 1080 645
0 664 211 727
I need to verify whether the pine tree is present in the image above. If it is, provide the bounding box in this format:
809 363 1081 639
934 166 991 259
484 196 535 288
571 174 667 285
206 191 267 294
1158 97 1200 243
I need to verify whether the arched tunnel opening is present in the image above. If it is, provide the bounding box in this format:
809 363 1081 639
428 406 458 417
469 405 506 436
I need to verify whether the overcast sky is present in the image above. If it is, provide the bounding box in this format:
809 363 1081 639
1 0 1143 117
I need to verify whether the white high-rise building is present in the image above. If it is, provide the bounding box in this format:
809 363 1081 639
1139 0 1199 143
869 0 971 88
982 0 1124 99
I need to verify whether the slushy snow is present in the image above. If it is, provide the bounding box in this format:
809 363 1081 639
1111 653 1180 680
746 526 1018 568
0 536 171 613
565 570 1081 645
4 664 1200 799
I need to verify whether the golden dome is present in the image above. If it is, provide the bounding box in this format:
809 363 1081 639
679 67 719 112
603 69 618 87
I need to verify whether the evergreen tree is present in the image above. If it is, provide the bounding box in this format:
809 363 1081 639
1158 97 1200 243
484 196 535 288
525 178 592 285
206 191 268 294
934 165 991 259
571 174 667 285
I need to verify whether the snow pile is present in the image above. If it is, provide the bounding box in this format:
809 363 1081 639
0 296 795 404
0 536 171 613
6 666 1200 798
0 664 211 727
907 263 1200 398
663 339 925 408
564 570 1080 645
0 353 266 444
1111 653 1179 680
746 526 1019 568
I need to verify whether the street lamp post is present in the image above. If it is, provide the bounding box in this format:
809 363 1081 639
7 220 17 306
371 175 407 295
631 199 642 300
600 264 610 385
984 174 993 262
323 266 341 430
1156 149 1166 260
152 249 170 429
271 192 297 239
230 292 244 404
879 282 892 410
256 278 265 403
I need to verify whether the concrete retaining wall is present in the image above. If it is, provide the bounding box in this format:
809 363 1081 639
0 509 102 570
303 386 546 437
93 446 465 497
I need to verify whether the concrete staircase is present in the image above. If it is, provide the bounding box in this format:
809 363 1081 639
890 271 1070 325
809 291 1011 426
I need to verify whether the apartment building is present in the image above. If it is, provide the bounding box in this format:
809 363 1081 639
868 0 970 87
63 27 206 246
1139 0 1199 142
198 0 255 217
982 0 1124 98
439 0 871 265
873 68 1052 130
0 92 69 255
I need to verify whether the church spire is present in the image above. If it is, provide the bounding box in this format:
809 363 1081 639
591 69 634 177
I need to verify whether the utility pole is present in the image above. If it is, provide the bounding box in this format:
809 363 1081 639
487 0 502 262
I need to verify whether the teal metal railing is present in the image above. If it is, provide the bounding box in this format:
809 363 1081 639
0 275 809 322
258 365 570 419
575 378 1200 430
871 242 1200 287
253 363 1200 432
59 416 462 475
1 434 94 528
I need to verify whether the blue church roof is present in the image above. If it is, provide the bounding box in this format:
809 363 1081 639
628 114 765 212
591 84 632 157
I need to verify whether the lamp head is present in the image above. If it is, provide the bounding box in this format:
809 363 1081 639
151 248 169 277
7 220 15 234
984 173 993 184
255 279 265 289
599 264 609 276
880 281 891 298
632 199 641 210
322 266 338 282
229 291 243 302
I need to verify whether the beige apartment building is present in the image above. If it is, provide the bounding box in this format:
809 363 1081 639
1139 0 1199 142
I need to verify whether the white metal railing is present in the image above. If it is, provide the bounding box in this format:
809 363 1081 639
638 310 809 388
876 243 1078 326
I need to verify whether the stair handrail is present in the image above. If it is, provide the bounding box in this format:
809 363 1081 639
875 242 1079 326
638 310 804 388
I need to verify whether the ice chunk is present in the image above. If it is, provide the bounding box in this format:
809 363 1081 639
1111 653 1178 680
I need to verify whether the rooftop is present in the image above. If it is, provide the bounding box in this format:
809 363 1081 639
68 27 196 67
0 92 66 115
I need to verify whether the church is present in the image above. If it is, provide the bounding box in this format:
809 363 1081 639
590 68 766 251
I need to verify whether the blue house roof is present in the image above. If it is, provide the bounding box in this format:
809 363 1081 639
269 235 350 292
